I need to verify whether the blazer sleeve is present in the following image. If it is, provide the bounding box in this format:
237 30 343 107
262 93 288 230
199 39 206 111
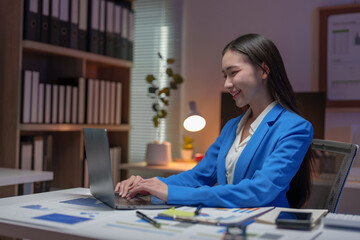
160 113 313 208
157 116 240 188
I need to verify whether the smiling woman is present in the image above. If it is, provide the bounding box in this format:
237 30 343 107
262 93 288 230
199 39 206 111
117 34 313 209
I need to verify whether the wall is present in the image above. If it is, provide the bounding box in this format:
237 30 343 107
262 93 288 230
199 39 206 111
180 0 358 154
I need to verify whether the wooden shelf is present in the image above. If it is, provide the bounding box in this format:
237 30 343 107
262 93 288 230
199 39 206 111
22 40 133 68
20 124 131 132
0 0 133 196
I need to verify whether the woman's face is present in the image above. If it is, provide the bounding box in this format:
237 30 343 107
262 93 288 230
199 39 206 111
222 50 268 108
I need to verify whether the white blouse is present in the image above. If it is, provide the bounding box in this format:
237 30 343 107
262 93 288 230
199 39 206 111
225 102 277 184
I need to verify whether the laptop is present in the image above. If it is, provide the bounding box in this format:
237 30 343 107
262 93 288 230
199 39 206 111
83 128 173 209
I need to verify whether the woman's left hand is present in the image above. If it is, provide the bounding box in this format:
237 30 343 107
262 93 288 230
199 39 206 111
127 177 168 202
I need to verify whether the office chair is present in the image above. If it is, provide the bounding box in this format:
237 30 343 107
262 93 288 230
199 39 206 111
305 139 358 213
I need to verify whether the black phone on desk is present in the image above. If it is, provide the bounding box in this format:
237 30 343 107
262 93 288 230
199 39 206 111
275 211 312 230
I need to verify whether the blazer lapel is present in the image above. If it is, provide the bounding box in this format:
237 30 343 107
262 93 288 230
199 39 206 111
217 117 239 185
232 104 284 184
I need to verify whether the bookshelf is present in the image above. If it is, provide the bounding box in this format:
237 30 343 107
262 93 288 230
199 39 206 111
0 0 132 197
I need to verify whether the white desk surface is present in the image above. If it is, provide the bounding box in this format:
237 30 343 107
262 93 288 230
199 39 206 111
0 167 53 186
0 188 359 240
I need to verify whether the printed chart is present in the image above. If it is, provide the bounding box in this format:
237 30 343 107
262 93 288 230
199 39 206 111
327 12 360 101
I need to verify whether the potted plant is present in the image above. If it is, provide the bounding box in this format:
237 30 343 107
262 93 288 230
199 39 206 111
144 53 183 165
181 136 194 160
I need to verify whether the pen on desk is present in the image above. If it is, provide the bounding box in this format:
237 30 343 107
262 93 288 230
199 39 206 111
136 210 161 228
194 204 203 216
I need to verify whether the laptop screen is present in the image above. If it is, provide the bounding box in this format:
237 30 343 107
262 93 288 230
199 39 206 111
83 128 116 208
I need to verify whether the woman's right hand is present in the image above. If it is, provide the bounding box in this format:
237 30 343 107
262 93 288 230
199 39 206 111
114 175 145 198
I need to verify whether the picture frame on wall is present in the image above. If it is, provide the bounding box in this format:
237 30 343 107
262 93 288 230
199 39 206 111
319 4 360 107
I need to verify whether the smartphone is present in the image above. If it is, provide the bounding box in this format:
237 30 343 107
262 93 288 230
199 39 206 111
275 211 312 230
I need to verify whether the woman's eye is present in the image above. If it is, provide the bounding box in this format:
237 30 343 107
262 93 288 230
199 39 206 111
231 71 238 76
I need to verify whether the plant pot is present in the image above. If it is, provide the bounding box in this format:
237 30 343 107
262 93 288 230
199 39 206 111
181 149 193 161
145 141 172 166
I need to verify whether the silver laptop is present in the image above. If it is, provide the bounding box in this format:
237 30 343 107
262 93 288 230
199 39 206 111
83 128 173 209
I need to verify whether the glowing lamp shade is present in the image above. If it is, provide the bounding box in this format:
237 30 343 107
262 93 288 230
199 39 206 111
183 101 206 132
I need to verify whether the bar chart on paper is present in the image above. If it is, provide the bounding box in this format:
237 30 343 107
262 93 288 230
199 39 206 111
327 12 360 101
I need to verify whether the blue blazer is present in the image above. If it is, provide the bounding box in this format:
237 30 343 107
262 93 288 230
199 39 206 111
158 104 313 208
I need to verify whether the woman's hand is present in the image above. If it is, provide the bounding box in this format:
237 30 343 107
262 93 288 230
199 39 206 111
127 177 168 202
115 176 168 202
115 175 145 198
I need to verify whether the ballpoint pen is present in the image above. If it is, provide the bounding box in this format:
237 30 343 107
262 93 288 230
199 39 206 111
194 204 203 216
136 210 161 228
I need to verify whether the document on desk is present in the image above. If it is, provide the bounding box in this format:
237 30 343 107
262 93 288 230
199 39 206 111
157 206 274 225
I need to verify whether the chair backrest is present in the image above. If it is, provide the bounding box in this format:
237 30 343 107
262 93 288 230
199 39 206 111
305 139 358 212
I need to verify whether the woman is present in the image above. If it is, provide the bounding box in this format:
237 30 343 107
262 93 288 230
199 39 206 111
115 34 313 208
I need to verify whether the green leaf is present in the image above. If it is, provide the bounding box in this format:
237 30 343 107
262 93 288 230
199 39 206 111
173 74 183 84
158 110 167 118
167 58 175 64
160 98 169 106
170 81 177 90
158 88 170 96
153 116 159 128
146 75 156 83
166 68 173 77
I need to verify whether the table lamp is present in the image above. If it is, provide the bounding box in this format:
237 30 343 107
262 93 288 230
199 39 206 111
182 101 206 161
183 101 206 132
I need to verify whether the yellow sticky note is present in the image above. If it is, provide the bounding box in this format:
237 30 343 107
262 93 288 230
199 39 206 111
161 207 195 217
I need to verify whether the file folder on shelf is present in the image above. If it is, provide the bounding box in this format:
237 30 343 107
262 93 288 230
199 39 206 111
30 71 40 123
128 9 134 61
51 84 58 123
78 0 88 51
105 0 115 57
88 0 100 54
50 0 60 46
114 3 122 59
70 0 79 49
98 0 106 55
24 0 41 41
58 85 65 123
71 86 78 123
120 2 129 60
38 83 45 123
22 70 32 123
40 0 50 43
44 84 52 124
78 77 86 123
59 0 70 47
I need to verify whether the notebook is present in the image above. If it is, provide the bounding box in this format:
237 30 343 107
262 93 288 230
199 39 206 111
83 128 173 209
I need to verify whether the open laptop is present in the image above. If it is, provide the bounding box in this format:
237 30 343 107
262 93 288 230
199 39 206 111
83 128 173 209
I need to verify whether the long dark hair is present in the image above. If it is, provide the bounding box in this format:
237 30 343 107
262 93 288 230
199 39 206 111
223 34 312 208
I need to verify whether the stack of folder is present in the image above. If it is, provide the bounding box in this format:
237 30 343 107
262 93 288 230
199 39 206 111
23 0 134 60
21 70 123 125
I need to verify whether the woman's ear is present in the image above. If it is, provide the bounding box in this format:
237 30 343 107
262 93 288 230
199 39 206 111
261 63 270 80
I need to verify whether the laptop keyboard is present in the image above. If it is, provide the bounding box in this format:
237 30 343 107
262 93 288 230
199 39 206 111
115 194 151 206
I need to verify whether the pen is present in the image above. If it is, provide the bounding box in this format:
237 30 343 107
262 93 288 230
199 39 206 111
194 204 203 216
136 210 161 228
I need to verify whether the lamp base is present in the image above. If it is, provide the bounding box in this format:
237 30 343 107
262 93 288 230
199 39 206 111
145 141 172 166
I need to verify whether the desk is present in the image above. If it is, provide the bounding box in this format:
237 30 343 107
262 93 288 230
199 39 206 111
0 188 359 240
0 168 53 194
119 161 197 175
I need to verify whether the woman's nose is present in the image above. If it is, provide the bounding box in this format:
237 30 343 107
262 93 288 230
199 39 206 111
224 78 233 90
